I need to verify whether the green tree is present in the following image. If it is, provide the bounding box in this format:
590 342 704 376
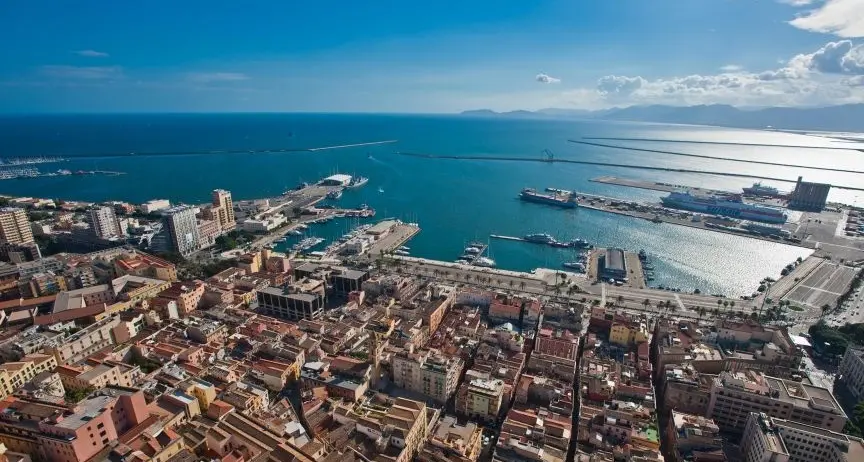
65 386 96 403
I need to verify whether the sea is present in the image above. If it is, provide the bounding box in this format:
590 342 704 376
2 113 863 297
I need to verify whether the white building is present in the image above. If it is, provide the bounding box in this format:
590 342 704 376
742 412 864 462
88 206 123 239
319 174 352 186
840 348 864 401
163 205 200 256
140 199 171 214
241 215 286 233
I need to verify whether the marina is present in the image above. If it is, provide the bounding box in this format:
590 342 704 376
0 168 125 180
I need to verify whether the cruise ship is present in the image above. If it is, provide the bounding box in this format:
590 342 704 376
661 191 787 224
519 188 577 209
742 182 781 197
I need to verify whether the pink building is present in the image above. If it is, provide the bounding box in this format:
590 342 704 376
0 387 149 462
535 328 579 360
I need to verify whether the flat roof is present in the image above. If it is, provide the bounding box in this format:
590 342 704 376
324 174 352 183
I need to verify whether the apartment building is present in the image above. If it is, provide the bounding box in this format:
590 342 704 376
57 362 140 391
42 316 120 365
742 413 790 462
0 353 58 398
210 189 236 232
455 377 505 424
419 414 483 462
0 387 149 462
0 208 34 245
155 281 204 316
87 206 123 239
333 397 428 462
665 411 724 462
707 370 847 434
535 327 580 360
163 205 200 256
742 412 864 462
391 348 464 403
839 348 864 401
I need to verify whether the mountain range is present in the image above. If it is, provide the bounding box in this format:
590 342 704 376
460 104 864 132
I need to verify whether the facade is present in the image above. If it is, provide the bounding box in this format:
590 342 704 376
391 349 464 403
0 208 33 245
257 283 325 320
163 205 200 256
789 176 831 212
455 377 505 423
742 413 790 462
42 316 120 365
196 219 220 249
88 206 122 239
419 415 483 462
140 199 171 214
707 370 847 434
0 387 149 462
666 411 724 462
840 348 864 401
211 189 236 232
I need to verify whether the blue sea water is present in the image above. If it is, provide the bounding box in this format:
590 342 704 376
2 113 859 297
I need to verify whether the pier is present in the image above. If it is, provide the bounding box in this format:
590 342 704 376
490 234 525 242
581 136 864 152
395 151 864 192
592 176 735 195
569 139 864 175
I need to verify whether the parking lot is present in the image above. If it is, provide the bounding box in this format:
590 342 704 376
782 261 859 311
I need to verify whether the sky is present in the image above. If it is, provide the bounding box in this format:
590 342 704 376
1 0 863 113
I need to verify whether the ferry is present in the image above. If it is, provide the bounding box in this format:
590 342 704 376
742 182 781 197
661 191 787 224
519 188 577 209
524 233 557 244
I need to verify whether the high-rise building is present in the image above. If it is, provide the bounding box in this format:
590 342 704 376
88 206 122 239
211 189 236 231
0 207 34 245
163 205 200 256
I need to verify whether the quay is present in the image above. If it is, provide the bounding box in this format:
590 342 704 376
490 234 525 242
591 175 734 195
586 247 646 290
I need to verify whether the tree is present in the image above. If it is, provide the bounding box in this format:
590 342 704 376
215 234 238 250
729 301 736 310
65 386 95 403
643 298 651 310
717 299 723 308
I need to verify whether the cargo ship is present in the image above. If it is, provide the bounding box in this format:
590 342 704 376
519 188 577 209
661 191 787 224
742 182 781 197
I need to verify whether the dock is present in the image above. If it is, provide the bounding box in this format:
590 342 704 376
591 176 732 195
588 247 646 290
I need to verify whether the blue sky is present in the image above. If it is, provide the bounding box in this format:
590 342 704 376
1 0 863 112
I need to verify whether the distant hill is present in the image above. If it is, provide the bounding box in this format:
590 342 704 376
460 104 864 132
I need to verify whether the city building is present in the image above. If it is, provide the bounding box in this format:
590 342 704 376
112 251 177 281
742 412 864 462
333 397 428 462
666 411 724 462
455 377 505 424
0 386 150 462
707 370 847 434
0 208 33 245
742 413 790 462
599 247 627 280
419 415 483 462
163 205 200 256
196 219 220 249
535 327 580 360
839 347 864 401
42 316 121 365
140 199 171 214
0 353 58 399
155 281 205 316
87 206 123 239
391 349 464 403
789 176 831 211
210 189 236 232
257 280 325 320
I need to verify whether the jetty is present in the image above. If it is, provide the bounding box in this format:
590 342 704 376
490 235 525 242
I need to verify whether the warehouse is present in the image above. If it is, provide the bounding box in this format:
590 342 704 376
599 247 627 280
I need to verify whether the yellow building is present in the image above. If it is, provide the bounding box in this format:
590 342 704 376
0 353 58 398
610 321 649 346
182 378 217 411
0 208 34 245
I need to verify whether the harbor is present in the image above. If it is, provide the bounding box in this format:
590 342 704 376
0 168 125 180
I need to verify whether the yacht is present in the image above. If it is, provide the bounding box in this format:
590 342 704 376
464 246 482 254
524 233 556 244
562 261 586 272
473 257 496 268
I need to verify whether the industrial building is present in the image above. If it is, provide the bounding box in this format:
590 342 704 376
599 247 627 280
319 174 352 186
789 176 831 211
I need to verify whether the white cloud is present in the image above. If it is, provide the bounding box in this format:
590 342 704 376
779 0 819 6
186 72 249 83
789 0 864 38
596 75 646 96
789 40 864 74
720 64 743 72
40 65 123 80
536 73 561 84
74 50 109 58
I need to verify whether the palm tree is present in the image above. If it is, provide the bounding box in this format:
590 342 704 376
712 307 720 317
716 299 722 309
729 301 736 311
519 281 526 291
617 295 625 305
508 280 514 289
643 298 651 310
820 303 831 319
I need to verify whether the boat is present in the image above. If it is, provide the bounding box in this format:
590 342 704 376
275 238 287 243
638 249 647 260
394 250 410 256
562 261 586 271
398 246 411 251
464 246 481 254
347 176 369 188
297 224 308 230
568 238 591 248
550 241 570 248
378 187 384 193
456 259 470 264
643 264 655 271
661 191 787 224
519 188 577 209
742 182 781 197
524 233 557 244
326 190 343 199
289 229 303 236
473 257 496 268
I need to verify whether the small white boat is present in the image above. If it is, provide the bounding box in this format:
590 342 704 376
398 246 410 251
378 187 384 193
473 257 496 268
464 246 481 254
394 250 409 256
